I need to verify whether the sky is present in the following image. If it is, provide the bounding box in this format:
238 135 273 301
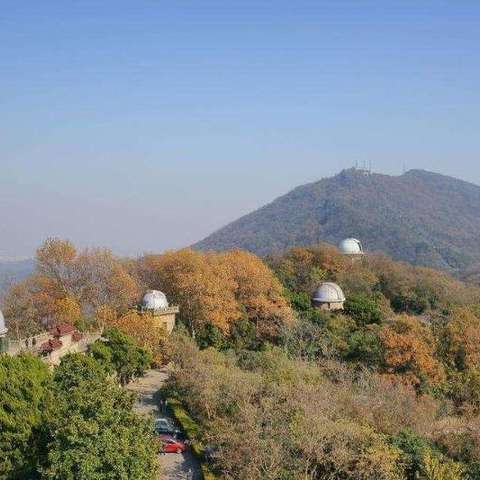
1 1 480 258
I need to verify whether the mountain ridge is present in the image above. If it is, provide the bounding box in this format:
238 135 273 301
194 168 480 271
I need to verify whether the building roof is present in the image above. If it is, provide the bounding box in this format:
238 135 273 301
72 331 83 342
49 323 77 337
39 338 63 353
142 290 169 311
0 309 7 336
339 238 364 255
312 282 346 303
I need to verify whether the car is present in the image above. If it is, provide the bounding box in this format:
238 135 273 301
159 434 187 454
154 417 181 436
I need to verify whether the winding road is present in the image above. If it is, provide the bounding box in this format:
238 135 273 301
127 369 202 480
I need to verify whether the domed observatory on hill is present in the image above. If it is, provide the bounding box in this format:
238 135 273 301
140 290 179 335
339 238 364 256
0 309 9 353
312 282 346 311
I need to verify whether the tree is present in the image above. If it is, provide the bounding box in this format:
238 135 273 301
379 315 445 387
219 250 295 341
442 308 480 371
111 311 168 365
0 354 51 480
137 249 239 337
4 238 141 337
136 248 295 342
344 293 384 326
42 354 158 480
90 328 151 385
421 450 464 480
2 281 42 340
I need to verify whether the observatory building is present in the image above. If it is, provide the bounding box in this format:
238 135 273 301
0 309 8 353
140 290 179 335
339 238 364 256
312 282 346 311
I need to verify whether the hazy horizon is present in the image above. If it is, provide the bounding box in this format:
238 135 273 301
2 2 480 257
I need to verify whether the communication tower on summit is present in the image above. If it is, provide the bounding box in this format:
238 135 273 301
353 160 372 175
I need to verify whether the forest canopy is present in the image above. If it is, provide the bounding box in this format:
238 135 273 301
4 238 480 479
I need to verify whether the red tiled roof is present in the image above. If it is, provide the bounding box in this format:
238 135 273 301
72 331 83 342
39 338 63 353
49 323 76 337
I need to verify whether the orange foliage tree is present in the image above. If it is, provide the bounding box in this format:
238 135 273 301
379 315 445 387
136 248 294 340
443 308 480 370
5 238 140 335
218 250 295 339
111 311 167 364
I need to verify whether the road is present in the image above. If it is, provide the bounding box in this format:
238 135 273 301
127 369 202 480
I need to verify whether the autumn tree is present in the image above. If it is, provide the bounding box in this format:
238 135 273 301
111 311 168 364
2 280 41 340
137 249 239 336
136 248 294 341
218 250 294 340
4 238 140 337
442 307 480 371
267 243 345 294
379 315 445 387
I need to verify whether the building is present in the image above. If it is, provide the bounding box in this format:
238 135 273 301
49 323 82 349
0 309 8 354
140 290 179 335
339 238 364 256
312 282 346 311
39 323 90 365
1 307 99 363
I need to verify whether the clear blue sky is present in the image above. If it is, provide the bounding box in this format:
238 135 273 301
1 1 479 257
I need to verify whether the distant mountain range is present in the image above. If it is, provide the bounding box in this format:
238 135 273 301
195 169 480 272
0 259 35 295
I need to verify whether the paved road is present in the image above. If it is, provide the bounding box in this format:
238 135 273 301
128 369 202 480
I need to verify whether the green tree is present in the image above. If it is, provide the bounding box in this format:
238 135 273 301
98 328 152 385
42 354 158 480
344 293 384 326
0 354 51 480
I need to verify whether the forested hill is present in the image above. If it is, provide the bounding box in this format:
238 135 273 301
194 168 480 272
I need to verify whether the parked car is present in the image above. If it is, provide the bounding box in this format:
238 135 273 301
154 417 181 437
159 434 187 454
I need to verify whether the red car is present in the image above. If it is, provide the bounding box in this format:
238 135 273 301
159 434 187 454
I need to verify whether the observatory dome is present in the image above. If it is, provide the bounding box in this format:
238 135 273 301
0 309 7 336
312 282 346 304
339 238 364 255
142 290 169 311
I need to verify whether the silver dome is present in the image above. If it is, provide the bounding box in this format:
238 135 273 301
312 282 346 303
339 238 364 255
0 309 7 336
142 290 169 311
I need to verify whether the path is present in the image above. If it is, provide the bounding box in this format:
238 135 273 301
127 369 202 480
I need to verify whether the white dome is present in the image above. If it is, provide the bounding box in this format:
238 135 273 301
312 282 346 303
339 238 364 255
0 309 7 336
142 290 169 311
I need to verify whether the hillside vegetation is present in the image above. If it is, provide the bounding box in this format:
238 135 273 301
5 238 480 478
195 169 480 273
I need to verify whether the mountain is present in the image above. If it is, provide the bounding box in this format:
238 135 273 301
0 258 35 295
194 169 480 272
